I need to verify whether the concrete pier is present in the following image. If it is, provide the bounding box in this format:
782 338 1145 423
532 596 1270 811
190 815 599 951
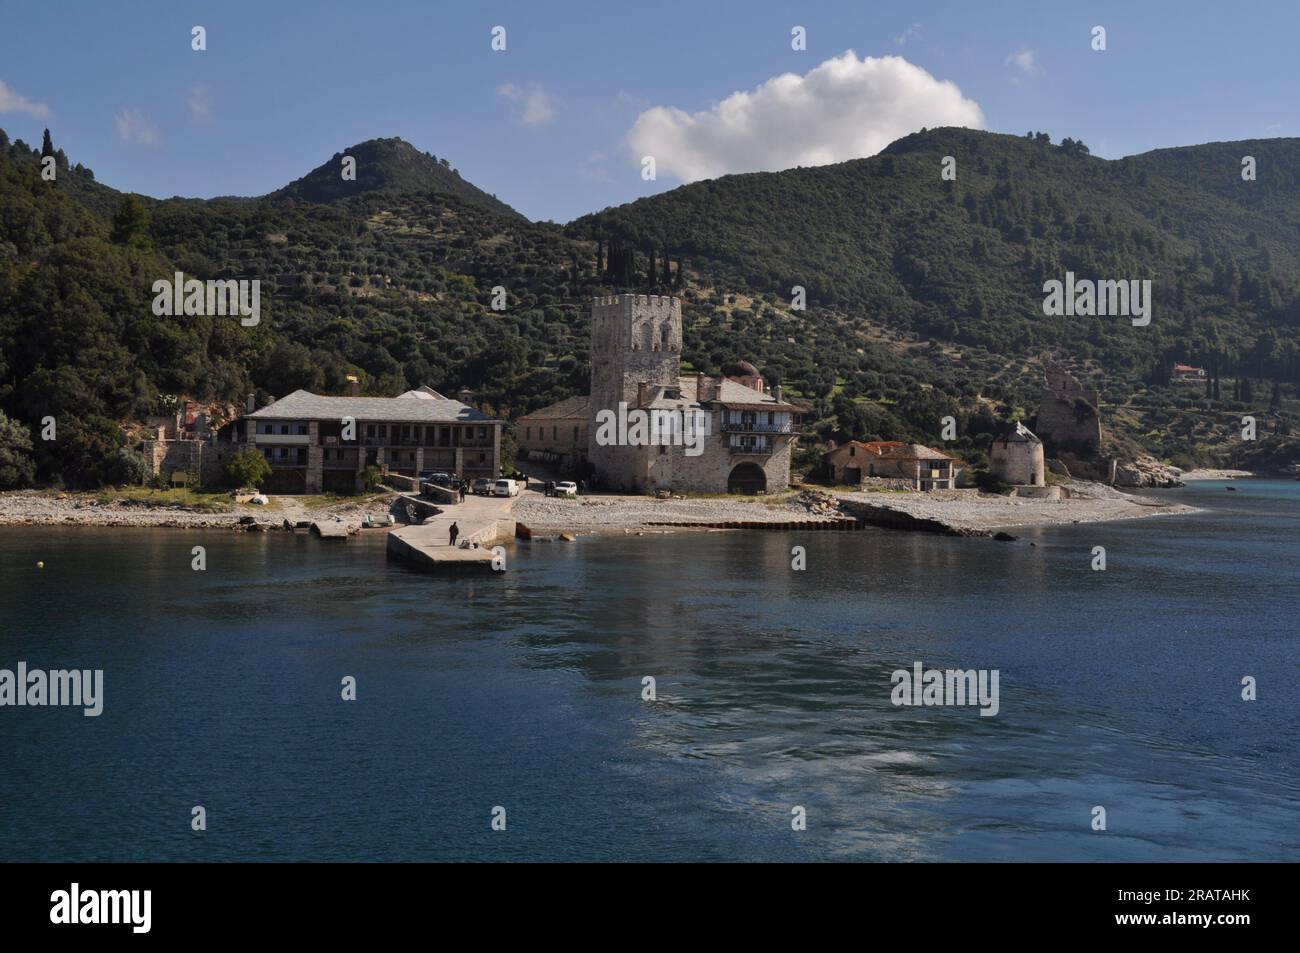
386 493 516 571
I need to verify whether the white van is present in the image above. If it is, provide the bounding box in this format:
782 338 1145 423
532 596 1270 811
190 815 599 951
493 479 520 497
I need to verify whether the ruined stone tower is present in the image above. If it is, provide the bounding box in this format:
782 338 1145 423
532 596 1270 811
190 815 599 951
588 294 682 408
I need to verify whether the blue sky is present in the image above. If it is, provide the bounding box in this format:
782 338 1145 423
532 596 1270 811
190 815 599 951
1 0 1296 222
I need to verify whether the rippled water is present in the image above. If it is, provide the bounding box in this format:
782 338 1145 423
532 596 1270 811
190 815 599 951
1 480 1296 861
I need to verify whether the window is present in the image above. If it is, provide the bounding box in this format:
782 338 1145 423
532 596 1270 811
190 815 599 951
366 424 376 437
478 453 485 463
659 445 666 455
279 424 289 435
479 428 487 440
573 426 578 442
553 426 558 441
526 427 531 440
849 446 855 456
296 424 308 435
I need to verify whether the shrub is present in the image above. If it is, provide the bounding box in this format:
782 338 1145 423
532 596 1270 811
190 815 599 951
0 411 36 488
104 447 151 486
225 449 271 489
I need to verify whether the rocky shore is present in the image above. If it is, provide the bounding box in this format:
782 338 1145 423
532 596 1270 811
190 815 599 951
515 481 1197 536
832 481 1196 533
0 490 392 530
3 478 1200 540
1179 468 1254 481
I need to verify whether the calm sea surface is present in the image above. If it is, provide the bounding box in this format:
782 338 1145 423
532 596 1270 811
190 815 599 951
1 480 1297 861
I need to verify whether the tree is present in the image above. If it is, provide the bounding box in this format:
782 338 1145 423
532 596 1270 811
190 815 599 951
111 194 151 247
41 128 54 158
225 449 271 489
0 411 36 489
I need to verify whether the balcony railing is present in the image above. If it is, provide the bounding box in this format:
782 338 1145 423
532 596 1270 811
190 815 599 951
721 420 793 434
360 437 494 448
729 442 774 455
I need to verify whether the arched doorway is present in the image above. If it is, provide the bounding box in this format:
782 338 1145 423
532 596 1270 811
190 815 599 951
727 462 767 495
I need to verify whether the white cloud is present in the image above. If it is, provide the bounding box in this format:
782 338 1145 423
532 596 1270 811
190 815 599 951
894 23 923 46
497 83 557 126
626 51 984 182
114 107 160 145
0 80 51 118
188 85 212 123
1004 48 1040 74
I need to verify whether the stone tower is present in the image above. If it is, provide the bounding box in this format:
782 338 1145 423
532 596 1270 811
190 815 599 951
587 294 682 489
588 294 682 409
990 421 1046 487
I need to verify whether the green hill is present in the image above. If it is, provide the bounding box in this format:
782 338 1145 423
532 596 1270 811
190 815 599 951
3 124 1300 486
267 137 522 219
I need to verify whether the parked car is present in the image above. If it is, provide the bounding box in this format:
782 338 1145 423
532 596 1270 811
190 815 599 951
492 478 520 497
472 478 493 496
554 481 578 498
429 472 453 487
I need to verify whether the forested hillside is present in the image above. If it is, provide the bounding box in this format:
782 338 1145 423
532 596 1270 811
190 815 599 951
3 124 1300 486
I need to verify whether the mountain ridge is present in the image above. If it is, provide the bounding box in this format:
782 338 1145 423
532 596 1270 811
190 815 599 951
4 123 1300 485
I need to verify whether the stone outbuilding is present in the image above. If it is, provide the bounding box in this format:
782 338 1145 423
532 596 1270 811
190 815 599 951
824 440 959 490
990 422 1045 486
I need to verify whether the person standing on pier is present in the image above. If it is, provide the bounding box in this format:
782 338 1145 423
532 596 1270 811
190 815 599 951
449 521 459 547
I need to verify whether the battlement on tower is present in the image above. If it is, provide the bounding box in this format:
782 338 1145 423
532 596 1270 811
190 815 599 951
591 294 681 355
591 294 680 317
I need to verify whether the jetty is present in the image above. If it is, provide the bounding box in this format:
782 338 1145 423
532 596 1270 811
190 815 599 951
386 493 516 571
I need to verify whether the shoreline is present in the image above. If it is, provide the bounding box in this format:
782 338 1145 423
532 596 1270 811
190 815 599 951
1178 468 1255 481
0 489 394 532
1 479 1205 539
514 481 1200 537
